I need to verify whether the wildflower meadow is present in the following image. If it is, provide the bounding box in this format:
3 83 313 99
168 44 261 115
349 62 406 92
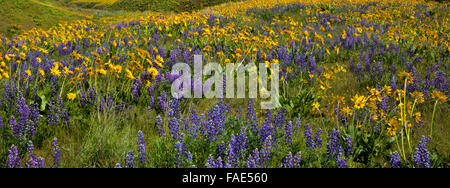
0 0 448 169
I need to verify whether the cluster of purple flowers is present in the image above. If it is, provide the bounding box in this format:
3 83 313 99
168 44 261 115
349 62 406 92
246 148 260 168
304 125 315 150
284 121 293 145
246 99 258 135
206 155 224 168
155 115 165 137
260 135 273 168
336 152 347 168
137 130 147 163
326 129 342 160
52 138 61 167
390 152 401 168
344 136 353 158
281 152 301 168
79 86 97 108
47 96 69 127
131 78 142 100
168 117 180 140
8 145 21 168
174 134 192 168
413 136 431 168
124 151 136 168
260 110 274 143
158 91 167 113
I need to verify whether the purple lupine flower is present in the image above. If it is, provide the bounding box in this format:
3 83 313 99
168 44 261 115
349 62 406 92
174 133 189 168
274 107 287 129
205 101 228 142
206 155 224 168
314 129 323 148
206 155 216 168
260 110 273 143
131 78 142 99
158 91 167 113
246 99 258 135
413 136 430 168
293 117 301 135
304 124 315 150
390 152 401 168
155 115 165 137
380 95 388 113
327 129 342 160
281 152 301 168
148 84 155 97
168 117 179 140
137 130 147 163
30 103 40 124
124 151 135 168
168 99 180 118
390 75 397 91
52 138 61 168
308 56 316 75
432 71 448 92
8 145 21 168
47 96 64 126
344 136 353 158
114 163 122 168
10 116 21 138
26 140 38 168
225 143 237 168
336 152 347 168
16 96 30 135
246 148 260 168
36 157 45 168
216 142 226 160
355 63 364 79
260 135 273 168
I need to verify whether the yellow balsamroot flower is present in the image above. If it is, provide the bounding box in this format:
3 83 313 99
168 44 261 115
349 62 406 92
351 94 367 110
312 101 320 112
2 72 10 79
50 63 61 77
286 67 292 74
25 69 32 76
332 95 345 106
126 69 136 80
96 68 107 75
382 85 392 97
145 80 152 87
67 93 76 100
356 121 363 129
414 112 421 123
39 68 45 77
387 116 400 136
147 67 159 80
19 52 26 60
398 71 414 84
431 91 447 104
36 57 42 63
340 106 353 116
368 88 382 102
411 91 425 103
393 89 405 101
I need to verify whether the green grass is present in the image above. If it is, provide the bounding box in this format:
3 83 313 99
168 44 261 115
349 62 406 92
0 0 83 37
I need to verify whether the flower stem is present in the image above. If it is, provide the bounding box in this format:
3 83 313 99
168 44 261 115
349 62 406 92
430 100 438 139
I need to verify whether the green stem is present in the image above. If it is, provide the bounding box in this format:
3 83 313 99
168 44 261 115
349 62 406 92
430 100 438 139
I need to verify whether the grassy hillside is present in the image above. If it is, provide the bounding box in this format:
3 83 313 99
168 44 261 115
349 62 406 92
109 0 241 12
0 0 84 37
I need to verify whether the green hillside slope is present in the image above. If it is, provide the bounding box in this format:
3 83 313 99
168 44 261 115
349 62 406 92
0 0 82 37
